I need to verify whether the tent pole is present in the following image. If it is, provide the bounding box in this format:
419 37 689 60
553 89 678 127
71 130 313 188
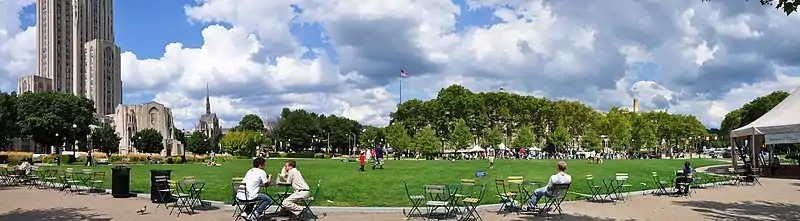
750 135 756 168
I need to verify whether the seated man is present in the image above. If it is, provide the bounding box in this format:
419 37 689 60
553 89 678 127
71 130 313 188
236 157 273 219
675 161 693 194
525 161 571 211
277 160 310 218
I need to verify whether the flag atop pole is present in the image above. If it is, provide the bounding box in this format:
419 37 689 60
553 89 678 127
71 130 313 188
399 69 407 104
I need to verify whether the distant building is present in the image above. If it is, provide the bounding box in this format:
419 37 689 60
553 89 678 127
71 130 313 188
195 84 221 143
17 75 54 93
112 102 183 155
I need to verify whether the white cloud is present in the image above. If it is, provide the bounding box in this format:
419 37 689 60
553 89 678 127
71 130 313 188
2 0 800 130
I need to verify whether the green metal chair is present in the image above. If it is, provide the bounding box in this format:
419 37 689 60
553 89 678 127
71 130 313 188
299 180 322 220
403 180 425 219
459 183 487 221
585 175 605 202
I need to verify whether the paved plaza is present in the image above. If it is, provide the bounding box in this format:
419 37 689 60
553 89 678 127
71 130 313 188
1 176 799 221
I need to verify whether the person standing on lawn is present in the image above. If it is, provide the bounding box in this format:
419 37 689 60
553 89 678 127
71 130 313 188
278 160 311 219
358 150 366 172
372 143 385 170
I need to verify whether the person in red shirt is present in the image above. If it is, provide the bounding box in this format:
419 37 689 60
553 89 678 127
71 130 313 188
358 150 366 172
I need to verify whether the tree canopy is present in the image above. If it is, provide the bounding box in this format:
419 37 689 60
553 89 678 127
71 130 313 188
132 128 164 154
702 0 799 15
219 130 264 157
720 91 790 137
90 124 121 156
15 92 96 152
186 131 213 155
0 92 19 148
234 114 265 132
273 108 361 153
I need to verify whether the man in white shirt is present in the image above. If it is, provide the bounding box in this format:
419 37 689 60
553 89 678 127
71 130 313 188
525 161 571 211
236 157 272 219
277 160 310 218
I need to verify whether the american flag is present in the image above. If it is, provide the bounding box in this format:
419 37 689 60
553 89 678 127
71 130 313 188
400 69 408 77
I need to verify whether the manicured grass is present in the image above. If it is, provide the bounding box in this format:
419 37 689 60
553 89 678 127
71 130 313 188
46 158 723 207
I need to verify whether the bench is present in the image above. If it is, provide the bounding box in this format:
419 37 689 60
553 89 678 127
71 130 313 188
97 158 109 165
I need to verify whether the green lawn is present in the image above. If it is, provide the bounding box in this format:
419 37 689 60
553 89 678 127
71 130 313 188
46 158 723 207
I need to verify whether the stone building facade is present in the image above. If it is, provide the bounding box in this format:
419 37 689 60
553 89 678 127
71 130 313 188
83 39 122 115
17 75 54 93
112 102 183 156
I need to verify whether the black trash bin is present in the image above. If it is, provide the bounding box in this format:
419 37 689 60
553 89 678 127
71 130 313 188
150 169 172 203
111 166 131 198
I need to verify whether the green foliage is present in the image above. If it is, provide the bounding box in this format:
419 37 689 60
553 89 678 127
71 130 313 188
0 92 19 148
384 122 412 152
173 127 187 147
219 131 261 157
276 108 361 153
511 126 536 149
582 128 602 151
16 92 96 153
359 126 381 148
702 0 799 15
548 125 570 151
448 119 473 150
481 126 503 149
234 114 265 132
414 126 440 155
132 128 164 154
721 91 790 137
90 124 121 155
186 131 213 155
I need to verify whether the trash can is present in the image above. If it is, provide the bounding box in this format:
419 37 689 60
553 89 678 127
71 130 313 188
111 166 131 198
150 169 172 203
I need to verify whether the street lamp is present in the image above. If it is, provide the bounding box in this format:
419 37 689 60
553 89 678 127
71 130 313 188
55 133 60 166
72 124 77 153
87 125 98 166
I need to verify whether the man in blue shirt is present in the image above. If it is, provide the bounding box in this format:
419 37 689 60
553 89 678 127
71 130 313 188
372 143 385 170
675 161 693 194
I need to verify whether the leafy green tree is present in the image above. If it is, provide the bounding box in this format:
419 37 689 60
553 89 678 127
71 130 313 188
582 128 602 152
359 126 381 148
0 92 19 148
219 131 262 157
702 0 799 15
481 126 504 149
449 119 473 150
173 127 187 147
90 124 121 156
17 92 95 154
132 128 164 154
414 126 440 156
512 126 535 149
235 114 265 132
633 118 658 152
384 123 412 153
186 131 212 155
548 125 570 152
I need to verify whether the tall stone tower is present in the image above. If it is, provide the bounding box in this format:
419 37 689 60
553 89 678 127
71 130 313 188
633 98 639 113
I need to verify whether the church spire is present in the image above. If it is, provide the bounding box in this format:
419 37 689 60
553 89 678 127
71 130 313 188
205 83 211 115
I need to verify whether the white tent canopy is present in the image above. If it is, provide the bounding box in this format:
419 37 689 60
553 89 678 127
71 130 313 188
497 143 509 150
469 145 484 152
731 87 800 137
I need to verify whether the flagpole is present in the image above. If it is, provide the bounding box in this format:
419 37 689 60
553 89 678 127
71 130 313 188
399 74 403 104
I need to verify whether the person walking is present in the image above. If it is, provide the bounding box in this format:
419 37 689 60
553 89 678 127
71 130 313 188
372 143 385 170
358 150 366 172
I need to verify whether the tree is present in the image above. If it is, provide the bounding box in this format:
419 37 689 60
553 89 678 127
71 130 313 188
17 92 95 154
384 123 412 153
449 119 473 150
235 114 265 132
481 126 504 149
90 124 121 156
548 125 570 152
414 126 440 156
132 128 164 154
173 127 187 147
359 126 381 148
633 118 658 152
219 131 262 157
186 131 212 155
582 128 602 152
512 126 536 149
702 0 799 15
0 91 19 148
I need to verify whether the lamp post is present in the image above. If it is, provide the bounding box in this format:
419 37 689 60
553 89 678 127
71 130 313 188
87 125 98 166
349 132 356 155
72 124 77 153
55 133 60 166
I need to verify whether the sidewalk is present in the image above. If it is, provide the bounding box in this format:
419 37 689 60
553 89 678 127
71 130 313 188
2 176 799 220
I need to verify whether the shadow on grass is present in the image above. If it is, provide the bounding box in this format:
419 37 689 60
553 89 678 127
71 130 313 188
0 207 111 221
673 200 800 221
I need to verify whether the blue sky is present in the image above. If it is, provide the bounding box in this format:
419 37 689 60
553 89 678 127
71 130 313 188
3 0 799 128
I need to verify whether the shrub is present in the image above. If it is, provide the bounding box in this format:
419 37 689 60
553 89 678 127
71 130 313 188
278 152 288 158
109 154 125 163
0 151 33 165
172 156 184 164
268 152 280 158
786 152 800 165
91 152 108 159
287 152 316 158
60 155 76 164
166 157 174 164
314 153 324 159
386 154 394 159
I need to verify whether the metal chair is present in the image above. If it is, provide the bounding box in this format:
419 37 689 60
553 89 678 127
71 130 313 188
424 185 451 220
537 183 571 219
493 179 518 215
233 182 259 221
299 180 322 220
403 180 425 219
585 175 605 202
459 183 487 221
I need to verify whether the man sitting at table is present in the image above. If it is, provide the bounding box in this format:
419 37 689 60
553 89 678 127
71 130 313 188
524 161 571 211
236 157 273 219
277 160 310 219
674 161 693 194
